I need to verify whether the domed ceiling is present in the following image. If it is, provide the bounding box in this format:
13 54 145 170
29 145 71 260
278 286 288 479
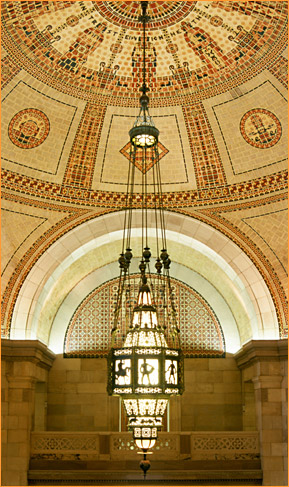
1 1 288 341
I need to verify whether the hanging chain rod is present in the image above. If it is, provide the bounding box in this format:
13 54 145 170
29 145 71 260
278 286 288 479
140 1 150 95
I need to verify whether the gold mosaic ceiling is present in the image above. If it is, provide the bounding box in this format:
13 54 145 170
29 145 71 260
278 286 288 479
2 1 288 206
2 1 287 98
1 2 288 340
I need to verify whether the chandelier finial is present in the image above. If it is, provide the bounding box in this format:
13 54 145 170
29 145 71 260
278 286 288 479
140 454 151 479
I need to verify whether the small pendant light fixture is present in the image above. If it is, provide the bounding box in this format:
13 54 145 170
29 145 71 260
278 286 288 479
107 1 184 478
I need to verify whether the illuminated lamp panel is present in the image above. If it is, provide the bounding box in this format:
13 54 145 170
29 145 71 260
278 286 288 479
155 400 168 415
64 275 225 358
124 399 168 417
123 332 133 347
113 388 133 394
166 350 179 356
138 400 159 416
138 357 159 385
123 330 168 348
114 359 132 386
135 387 163 394
134 427 158 450
123 399 139 416
115 349 132 356
128 417 163 428
138 331 166 347
134 427 157 438
136 349 161 355
165 359 178 385
134 310 159 328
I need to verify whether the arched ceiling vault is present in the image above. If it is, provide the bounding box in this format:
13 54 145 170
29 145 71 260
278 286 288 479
1 1 288 345
9 211 279 348
2 205 287 342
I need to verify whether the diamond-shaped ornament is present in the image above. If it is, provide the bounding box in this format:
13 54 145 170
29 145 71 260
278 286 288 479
120 141 169 174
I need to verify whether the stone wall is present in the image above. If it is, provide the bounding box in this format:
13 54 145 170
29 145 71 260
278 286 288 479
47 357 119 432
2 339 287 486
181 356 243 431
46 355 243 432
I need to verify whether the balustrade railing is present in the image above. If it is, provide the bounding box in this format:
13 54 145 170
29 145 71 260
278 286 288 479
30 431 259 461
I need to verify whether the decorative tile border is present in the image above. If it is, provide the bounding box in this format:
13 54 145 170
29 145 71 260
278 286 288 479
1 168 287 208
268 55 288 89
62 103 106 188
183 103 227 188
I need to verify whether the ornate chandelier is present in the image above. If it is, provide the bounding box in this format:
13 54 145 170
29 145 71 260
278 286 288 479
107 1 184 477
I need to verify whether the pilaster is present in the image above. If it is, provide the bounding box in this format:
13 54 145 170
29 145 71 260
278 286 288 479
1 339 55 486
235 339 288 486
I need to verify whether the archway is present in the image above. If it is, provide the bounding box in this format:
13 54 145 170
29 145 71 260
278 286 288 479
10 210 279 352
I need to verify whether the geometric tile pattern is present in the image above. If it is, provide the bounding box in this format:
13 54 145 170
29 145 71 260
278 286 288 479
183 103 227 188
62 103 106 188
120 141 169 174
212 80 287 177
64 274 225 358
1 168 287 208
97 110 188 189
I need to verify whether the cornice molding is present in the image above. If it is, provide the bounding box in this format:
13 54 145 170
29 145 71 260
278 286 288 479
234 339 288 370
1 339 55 370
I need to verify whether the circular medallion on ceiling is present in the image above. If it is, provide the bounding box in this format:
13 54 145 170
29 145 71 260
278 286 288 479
240 109 282 149
8 109 50 149
92 1 195 31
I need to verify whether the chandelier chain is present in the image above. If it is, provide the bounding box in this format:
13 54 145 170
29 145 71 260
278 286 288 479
108 1 184 465
140 1 149 97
